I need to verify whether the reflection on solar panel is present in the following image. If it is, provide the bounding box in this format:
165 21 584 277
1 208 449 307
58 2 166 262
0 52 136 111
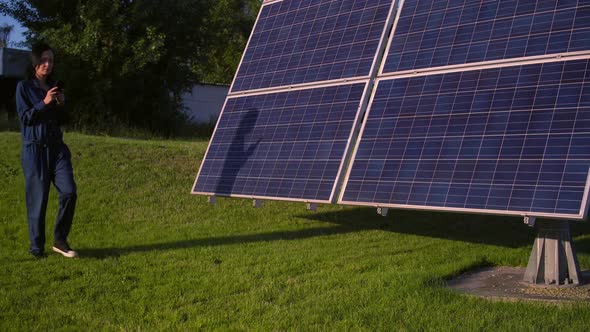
231 0 394 92
193 83 367 202
341 59 590 219
383 0 590 73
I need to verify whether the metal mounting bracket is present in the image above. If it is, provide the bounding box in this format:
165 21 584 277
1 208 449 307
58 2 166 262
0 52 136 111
207 195 216 205
252 199 263 208
523 215 536 227
377 207 388 217
306 203 317 211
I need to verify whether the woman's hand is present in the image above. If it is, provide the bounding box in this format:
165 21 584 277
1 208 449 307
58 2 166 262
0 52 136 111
43 87 60 105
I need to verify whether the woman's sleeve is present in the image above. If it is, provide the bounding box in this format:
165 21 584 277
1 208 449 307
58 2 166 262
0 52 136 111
16 81 49 126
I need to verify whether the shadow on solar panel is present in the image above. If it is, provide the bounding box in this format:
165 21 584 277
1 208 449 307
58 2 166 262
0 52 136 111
214 109 262 195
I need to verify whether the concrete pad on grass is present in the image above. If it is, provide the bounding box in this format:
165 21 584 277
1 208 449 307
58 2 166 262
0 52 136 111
447 267 590 303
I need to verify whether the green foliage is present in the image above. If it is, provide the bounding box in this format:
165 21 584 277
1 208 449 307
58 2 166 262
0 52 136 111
0 0 260 135
195 0 260 84
1 132 590 330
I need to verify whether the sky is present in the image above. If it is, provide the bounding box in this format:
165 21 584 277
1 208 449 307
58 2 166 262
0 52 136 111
0 14 28 49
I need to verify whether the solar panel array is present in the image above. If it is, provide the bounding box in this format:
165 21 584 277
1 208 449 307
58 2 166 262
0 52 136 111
195 0 590 219
193 0 396 203
383 0 590 73
231 0 394 92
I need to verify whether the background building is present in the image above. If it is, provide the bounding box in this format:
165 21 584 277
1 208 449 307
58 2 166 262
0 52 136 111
0 47 29 120
181 83 228 124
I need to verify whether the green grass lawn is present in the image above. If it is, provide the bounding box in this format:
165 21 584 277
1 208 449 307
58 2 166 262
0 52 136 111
1 131 589 331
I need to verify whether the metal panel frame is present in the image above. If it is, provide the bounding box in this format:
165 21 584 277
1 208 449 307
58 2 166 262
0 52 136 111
380 51 590 80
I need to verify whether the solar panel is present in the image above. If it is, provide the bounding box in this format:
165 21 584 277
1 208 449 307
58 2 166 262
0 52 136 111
340 59 590 219
231 0 395 93
383 0 590 74
193 82 368 202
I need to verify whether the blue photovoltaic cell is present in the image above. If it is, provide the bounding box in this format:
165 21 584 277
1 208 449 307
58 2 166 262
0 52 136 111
194 83 366 201
231 0 393 92
383 0 590 73
342 59 590 216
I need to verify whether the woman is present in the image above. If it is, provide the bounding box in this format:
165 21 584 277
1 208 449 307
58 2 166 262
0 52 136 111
15 42 78 258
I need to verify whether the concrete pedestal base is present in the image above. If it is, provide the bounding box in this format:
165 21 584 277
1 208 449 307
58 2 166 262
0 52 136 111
523 220 581 286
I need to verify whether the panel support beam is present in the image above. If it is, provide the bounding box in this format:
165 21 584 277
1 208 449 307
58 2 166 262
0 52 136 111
523 220 581 286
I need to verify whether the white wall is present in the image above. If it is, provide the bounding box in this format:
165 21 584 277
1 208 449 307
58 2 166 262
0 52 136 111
181 83 229 124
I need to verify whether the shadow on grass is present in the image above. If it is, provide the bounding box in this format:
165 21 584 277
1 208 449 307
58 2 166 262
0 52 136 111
78 208 590 259
77 225 361 259
299 207 590 252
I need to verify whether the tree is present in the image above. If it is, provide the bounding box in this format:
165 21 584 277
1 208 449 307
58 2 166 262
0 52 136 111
0 23 12 47
0 0 260 135
196 0 262 84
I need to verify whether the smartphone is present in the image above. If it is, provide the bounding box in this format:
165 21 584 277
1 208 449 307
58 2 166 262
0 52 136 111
55 81 65 92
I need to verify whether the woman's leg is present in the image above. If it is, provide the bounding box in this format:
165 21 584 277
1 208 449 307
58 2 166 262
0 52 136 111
22 144 51 255
52 143 77 244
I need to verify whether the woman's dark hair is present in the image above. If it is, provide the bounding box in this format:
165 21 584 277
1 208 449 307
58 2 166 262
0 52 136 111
27 42 55 79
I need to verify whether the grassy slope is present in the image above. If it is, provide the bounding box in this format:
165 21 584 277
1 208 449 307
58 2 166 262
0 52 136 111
1 131 589 331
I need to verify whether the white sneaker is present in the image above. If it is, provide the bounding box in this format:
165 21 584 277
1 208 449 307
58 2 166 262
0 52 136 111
52 242 78 258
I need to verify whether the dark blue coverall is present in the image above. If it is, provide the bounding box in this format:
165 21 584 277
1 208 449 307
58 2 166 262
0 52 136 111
15 79 77 255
